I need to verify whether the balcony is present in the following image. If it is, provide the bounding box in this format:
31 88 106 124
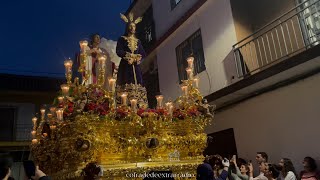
206 0 320 109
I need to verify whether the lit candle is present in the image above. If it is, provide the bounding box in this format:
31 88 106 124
168 105 174 116
79 40 88 51
193 78 199 88
49 107 56 115
130 99 137 112
40 108 46 119
98 56 106 68
165 102 173 116
32 117 37 124
60 84 70 96
186 67 193 79
121 93 127 106
165 102 171 109
187 56 194 68
50 125 56 130
181 85 188 96
56 109 64 121
43 133 48 137
47 113 52 119
108 78 116 92
40 108 45 115
64 59 73 72
57 96 64 103
31 139 38 144
31 131 36 137
156 95 164 108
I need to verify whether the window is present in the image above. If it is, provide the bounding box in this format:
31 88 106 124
136 5 156 52
171 0 182 10
175 29 206 82
0 107 16 141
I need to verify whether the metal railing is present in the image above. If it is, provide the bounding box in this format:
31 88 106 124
233 0 320 78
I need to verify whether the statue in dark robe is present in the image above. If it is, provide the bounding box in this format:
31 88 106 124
116 13 148 108
116 15 146 86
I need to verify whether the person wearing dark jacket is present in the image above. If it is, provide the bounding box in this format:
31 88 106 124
197 155 229 180
197 158 214 180
214 157 229 180
0 156 14 180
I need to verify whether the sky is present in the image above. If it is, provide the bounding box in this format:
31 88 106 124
0 0 131 78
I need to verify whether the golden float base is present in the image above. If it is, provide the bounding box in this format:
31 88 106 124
50 159 203 180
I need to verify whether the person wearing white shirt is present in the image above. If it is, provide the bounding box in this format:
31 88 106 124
279 158 297 180
249 161 268 180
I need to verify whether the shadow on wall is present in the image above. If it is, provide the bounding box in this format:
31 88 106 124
204 128 238 159
223 50 241 86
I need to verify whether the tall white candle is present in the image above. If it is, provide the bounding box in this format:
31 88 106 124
194 78 199 88
57 96 64 103
130 99 137 112
60 84 70 96
181 85 188 96
31 131 36 138
32 117 37 123
165 102 173 116
121 93 127 106
186 67 193 79
108 78 116 92
79 40 88 51
31 139 38 144
40 108 45 120
187 56 194 68
156 95 164 108
56 109 64 121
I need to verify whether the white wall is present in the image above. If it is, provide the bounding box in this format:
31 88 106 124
206 72 320 172
152 0 199 39
156 0 238 100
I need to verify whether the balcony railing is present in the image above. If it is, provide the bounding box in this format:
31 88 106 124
233 0 320 78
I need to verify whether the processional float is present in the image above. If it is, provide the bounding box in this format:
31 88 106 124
30 13 214 180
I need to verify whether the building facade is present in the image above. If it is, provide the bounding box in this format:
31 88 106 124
127 0 320 171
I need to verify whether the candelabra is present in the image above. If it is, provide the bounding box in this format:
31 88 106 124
31 117 37 144
64 59 73 85
79 41 88 72
97 55 107 86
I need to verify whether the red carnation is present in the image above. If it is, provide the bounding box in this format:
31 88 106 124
155 108 168 116
137 108 145 117
173 109 186 120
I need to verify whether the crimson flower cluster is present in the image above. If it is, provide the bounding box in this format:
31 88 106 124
84 101 109 116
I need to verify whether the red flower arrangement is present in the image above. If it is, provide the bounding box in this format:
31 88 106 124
155 108 168 116
187 107 200 117
83 101 110 116
96 102 109 116
84 102 97 112
137 108 146 117
173 109 186 120
63 101 74 118
115 106 130 120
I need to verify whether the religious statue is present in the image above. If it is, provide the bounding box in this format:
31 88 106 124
116 13 146 86
77 34 117 88
116 13 148 108
86 34 105 84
